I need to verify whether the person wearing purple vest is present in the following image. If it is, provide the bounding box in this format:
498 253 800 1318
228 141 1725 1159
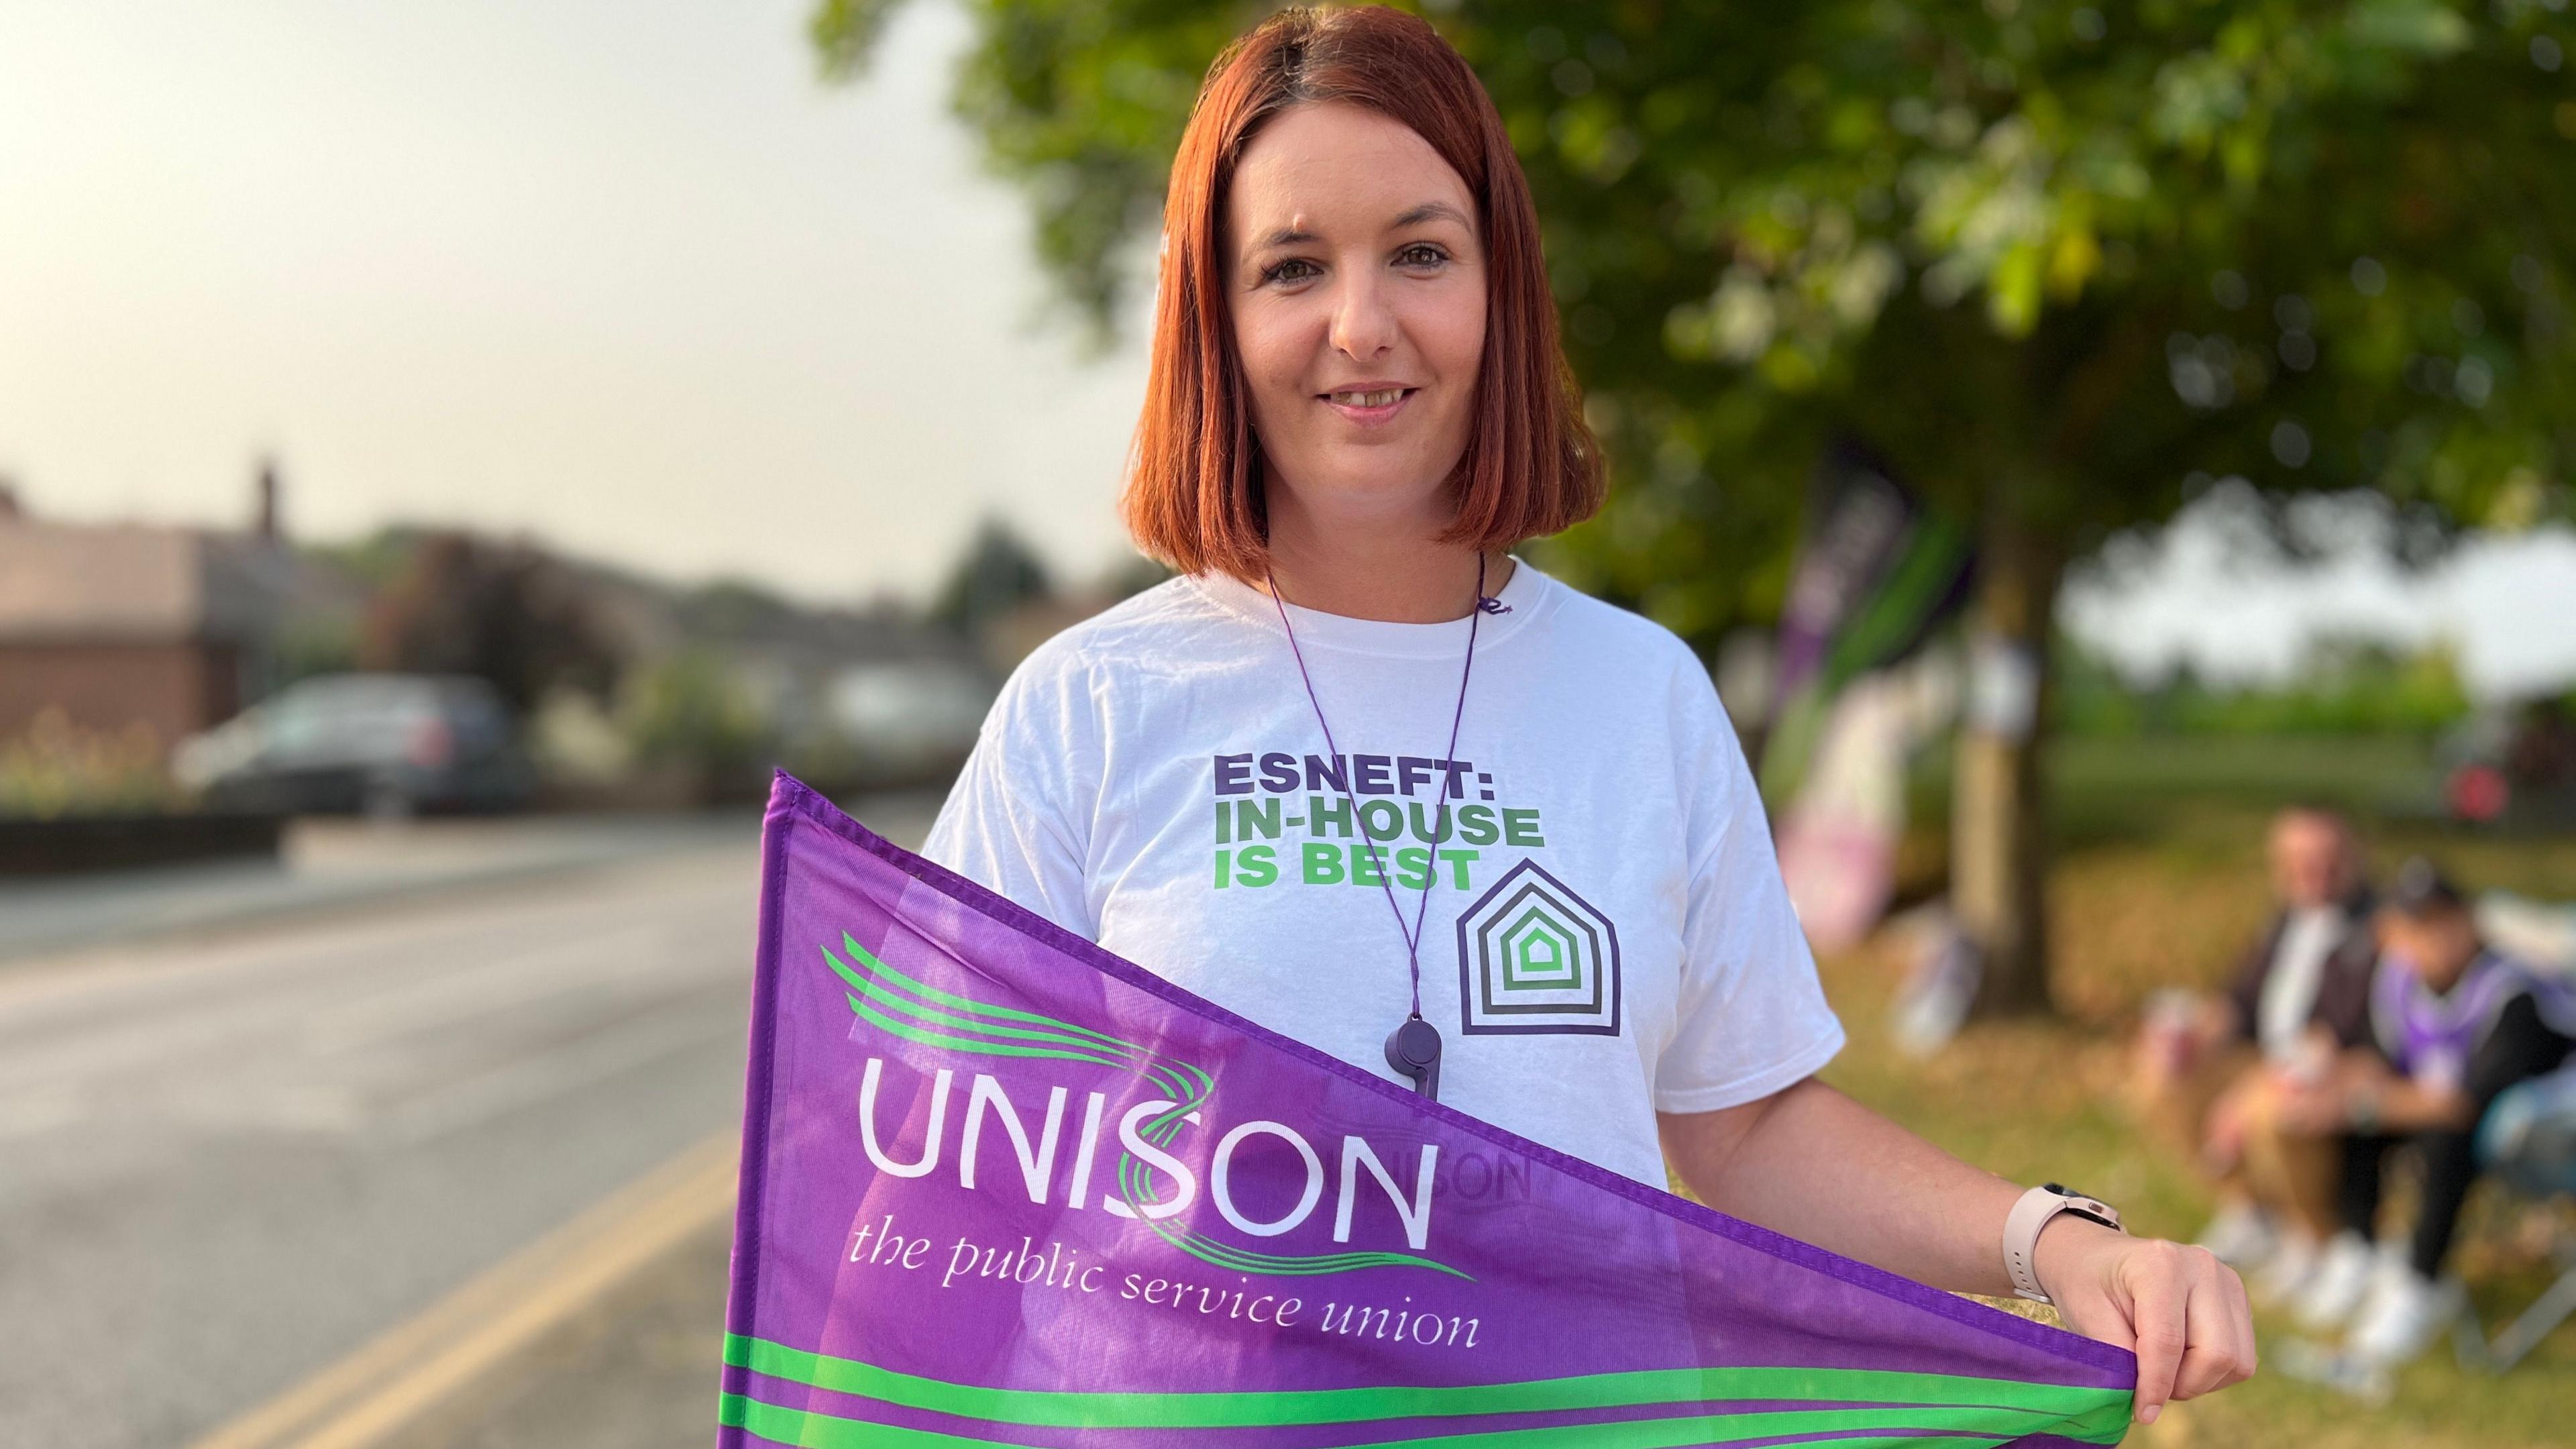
2275 856 2575 1367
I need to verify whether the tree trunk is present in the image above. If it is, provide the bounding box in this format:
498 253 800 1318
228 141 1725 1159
1953 518 2061 1017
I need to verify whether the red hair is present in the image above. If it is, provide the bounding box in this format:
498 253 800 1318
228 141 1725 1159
1121 4 1603 580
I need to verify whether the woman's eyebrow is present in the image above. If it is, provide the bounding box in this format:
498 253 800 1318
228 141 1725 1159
1249 201 1472 252
1388 201 1471 231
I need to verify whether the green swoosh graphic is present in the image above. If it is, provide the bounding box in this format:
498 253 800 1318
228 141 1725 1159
828 933 1464 1278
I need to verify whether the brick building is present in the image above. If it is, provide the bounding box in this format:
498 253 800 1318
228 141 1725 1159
0 491 288 753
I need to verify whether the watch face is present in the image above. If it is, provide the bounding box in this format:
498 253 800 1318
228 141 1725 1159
2044 1183 2119 1228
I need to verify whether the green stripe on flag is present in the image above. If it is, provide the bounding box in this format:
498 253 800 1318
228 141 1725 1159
718 1387 2109 1447
723 1336 2129 1442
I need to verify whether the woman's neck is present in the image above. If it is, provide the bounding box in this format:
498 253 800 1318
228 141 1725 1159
1260 501 1513 623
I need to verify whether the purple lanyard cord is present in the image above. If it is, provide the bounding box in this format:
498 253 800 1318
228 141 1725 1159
1265 556 1501 1096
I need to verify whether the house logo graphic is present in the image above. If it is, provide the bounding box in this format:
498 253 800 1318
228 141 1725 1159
1454 859 1621 1036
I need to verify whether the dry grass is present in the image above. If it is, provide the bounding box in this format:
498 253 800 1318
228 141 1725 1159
1813 804 2576 1448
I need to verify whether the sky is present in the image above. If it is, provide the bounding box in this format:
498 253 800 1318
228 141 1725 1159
2063 500 2576 700
0 0 1152 603
4 0 2570 694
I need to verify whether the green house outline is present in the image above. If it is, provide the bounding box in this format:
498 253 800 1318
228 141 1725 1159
1499 906 1580 989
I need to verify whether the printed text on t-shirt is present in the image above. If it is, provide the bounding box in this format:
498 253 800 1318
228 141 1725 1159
1208 751 1546 894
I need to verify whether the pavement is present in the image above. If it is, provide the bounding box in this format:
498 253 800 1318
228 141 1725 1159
0 794 939 1449
0 811 763 965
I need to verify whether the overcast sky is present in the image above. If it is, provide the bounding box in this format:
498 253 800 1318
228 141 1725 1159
4 0 2569 694
0 0 1151 603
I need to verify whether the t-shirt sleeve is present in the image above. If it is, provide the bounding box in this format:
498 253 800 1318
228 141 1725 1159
920 643 1102 940
1654 665 1848 1114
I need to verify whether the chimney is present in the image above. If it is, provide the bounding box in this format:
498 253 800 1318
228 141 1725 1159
255 458 282 541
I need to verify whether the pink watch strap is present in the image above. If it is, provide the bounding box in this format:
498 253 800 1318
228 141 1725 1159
2002 1184 2122 1304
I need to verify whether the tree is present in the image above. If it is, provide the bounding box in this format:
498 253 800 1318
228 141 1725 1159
816 0 2574 1010
358 532 624 712
928 517 1059 640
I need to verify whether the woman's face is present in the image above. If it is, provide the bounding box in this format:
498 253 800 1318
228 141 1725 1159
1225 102 1486 534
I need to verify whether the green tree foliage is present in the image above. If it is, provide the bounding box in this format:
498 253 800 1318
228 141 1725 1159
818 0 2570 633
814 0 2574 1002
623 648 773 794
928 517 1059 637
2054 632 2474 735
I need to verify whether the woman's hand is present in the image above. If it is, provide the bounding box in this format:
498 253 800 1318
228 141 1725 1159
2034 1218 2257 1426
1662 1082 2261 1422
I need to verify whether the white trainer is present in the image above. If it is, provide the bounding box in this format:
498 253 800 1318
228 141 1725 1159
2346 1268 2466 1368
2253 1234 2323 1305
2293 1233 2380 1331
2194 1202 2279 1269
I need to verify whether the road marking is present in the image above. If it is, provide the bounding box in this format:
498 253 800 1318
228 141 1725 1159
189 1129 739 1449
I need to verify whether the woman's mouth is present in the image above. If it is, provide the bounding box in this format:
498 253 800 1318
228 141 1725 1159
1319 386 1415 425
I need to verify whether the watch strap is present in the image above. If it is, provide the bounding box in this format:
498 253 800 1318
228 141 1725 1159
2002 1184 2123 1305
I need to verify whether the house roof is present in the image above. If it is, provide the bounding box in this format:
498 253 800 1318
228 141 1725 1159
0 517 286 645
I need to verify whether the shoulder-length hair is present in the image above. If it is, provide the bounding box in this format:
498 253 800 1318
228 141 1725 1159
1122 3 1604 581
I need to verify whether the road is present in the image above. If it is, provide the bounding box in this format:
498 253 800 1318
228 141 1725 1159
0 798 933 1449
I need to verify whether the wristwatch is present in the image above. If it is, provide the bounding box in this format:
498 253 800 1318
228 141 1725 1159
2002 1183 2125 1305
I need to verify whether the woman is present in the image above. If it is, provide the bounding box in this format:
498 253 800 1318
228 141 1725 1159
926 4 2253 1424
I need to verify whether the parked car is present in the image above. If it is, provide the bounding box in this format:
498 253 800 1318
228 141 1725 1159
174 674 535 816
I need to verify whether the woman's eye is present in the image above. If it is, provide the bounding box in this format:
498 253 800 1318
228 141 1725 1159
1398 244 1448 268
1263 258 1318 284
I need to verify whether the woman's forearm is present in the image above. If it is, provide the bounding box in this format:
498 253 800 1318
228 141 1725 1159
1658 1075 2037 1297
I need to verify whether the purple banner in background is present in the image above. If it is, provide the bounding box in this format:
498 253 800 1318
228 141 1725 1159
716 774 2133 1447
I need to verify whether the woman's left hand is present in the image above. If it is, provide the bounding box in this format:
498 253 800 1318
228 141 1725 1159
2033 1220 2257 1426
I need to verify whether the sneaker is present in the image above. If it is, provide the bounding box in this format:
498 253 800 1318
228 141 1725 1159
2253 1234 2323 1306
2194 1202 2279 1269
2293 1233 2379 1331
2345 1268 2465 1368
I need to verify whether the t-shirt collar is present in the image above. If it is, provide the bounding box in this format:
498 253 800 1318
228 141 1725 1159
1187 553 1548 659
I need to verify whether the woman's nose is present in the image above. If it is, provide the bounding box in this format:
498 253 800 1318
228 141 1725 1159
1328 268 1397 359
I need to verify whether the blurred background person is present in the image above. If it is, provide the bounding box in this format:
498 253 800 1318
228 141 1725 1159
2131 806 2377 1290
2274 857 2576 1368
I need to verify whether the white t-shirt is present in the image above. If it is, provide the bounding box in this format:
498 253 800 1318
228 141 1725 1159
921 557 1846 1187
2256 906 2344 1064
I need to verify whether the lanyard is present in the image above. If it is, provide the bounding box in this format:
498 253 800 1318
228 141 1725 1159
1264 554 1504 1100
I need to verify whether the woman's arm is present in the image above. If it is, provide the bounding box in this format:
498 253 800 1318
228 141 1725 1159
1659 1076 2256 1427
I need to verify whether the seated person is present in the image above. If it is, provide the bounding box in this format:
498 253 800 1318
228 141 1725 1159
2276 857 2576 1367
2130 806 2376 1289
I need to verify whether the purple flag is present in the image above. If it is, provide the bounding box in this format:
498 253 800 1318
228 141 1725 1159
718 775 2135 1447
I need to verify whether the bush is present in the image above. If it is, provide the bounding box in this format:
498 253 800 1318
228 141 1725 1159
620 651 773 794
0 709 181 819
2055 633 2473 738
